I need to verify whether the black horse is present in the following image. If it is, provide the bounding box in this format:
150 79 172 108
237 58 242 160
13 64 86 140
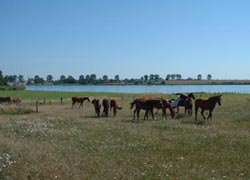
176 93 195 115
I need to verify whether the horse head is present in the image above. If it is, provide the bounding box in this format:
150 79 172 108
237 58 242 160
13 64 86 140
217 94 222 106
188 93 195 100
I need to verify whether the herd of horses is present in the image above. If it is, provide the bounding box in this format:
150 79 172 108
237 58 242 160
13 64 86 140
0 93 222 123
71 93 222 123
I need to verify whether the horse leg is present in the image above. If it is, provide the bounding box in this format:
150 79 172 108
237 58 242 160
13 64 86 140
72 101 75 109
207 110 212 121
151 109 154 120
137 109 140 121
195 106 199 122
133 109 137 120
201 109 206 120
144 110 148 120
162 109 166 120
79 101 83 109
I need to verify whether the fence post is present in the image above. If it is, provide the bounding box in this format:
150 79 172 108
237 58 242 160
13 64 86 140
60 97 63 104
36 100 39 113
43 98 46 105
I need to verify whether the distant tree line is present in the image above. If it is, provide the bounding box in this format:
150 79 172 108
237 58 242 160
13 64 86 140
0 70 213 86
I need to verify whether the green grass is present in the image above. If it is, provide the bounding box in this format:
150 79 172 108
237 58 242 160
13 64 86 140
0 91 249 179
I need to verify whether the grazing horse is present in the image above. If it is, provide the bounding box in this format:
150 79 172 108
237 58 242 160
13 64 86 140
0 96 12 104
102 99 109 117
92 99 101 117
195 94 222 122
110 99 122 116
155 99 175 119
130 98 162 120
72 97 90 109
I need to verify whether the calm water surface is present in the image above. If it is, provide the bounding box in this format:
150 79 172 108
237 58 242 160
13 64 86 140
26 85 250 94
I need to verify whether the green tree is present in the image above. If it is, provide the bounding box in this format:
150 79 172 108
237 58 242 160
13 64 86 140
144 75 148 82
154 74 160 81
115 75 120 82
47 75 53 82
166 74 171 80
207 74 212 80
79 75 86 84
103 75 108 81
197 74 202 80
0 70 5 85
60 75 66 83
149 74 154 81
34 75 44 84
66 76 76 84
18 75 24 83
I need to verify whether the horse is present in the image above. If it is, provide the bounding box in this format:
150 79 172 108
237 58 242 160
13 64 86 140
130 98 162 120
11 97 22 105
184 97 193 117
72 97 90 109
102 99 109 117
169 97 181 111
156 99 175 119
195 94 222 122
0 96 12 104
92 99 101 117
110 99 122 116
176 93 195 114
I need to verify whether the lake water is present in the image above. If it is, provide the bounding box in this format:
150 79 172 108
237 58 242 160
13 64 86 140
25 85 250 94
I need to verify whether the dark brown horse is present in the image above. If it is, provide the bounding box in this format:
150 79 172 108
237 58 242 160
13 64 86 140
195 94 222 122
110 99 122 116
130 98 159 120
0 96 12 104
92 99 101 117
102 99 109 117
130 98 174 120
72 97 90 109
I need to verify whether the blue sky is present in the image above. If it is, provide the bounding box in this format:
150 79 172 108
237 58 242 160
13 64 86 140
1 0 250 80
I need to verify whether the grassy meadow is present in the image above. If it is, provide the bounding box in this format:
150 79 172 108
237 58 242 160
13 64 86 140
0 90 250 179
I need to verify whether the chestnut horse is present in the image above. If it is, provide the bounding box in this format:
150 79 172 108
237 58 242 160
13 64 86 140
92 99 101 117
110 99 122 116
195 94 222 122
154 99 175 119
72 97 90 109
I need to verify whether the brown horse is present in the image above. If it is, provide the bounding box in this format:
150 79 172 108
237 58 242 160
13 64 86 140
195 94 222 122
130 98 174 120
72 97 90 108
110 99 122 116
92 99 101 117
130 98 160 120
160 99 175 119
102 99 109 117
153 98 175 119
0 96 12 104
11 97 22 105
